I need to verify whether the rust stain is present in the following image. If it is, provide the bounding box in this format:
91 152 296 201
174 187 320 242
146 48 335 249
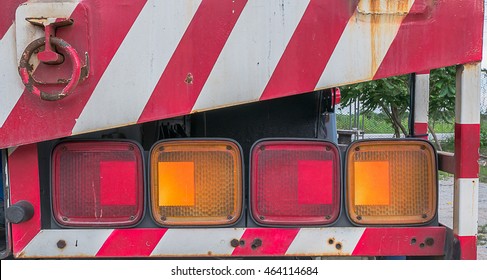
185 73 194 84
359 0 412 15
365 0 412 74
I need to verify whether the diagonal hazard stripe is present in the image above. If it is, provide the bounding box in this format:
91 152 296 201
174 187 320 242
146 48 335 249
137 0 247 123
374 0 483 80
0 0 147 148
316 0 413 88
73 0 202 133
192 0 310 112
0 0 26 40
96 229 168 257
232 228 299 256
260 0 355 100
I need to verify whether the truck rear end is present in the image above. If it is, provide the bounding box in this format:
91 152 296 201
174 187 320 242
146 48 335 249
0 0 483 259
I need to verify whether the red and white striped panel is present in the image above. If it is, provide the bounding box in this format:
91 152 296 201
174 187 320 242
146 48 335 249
7 144 446 258
16 227 446 258
454 63 481 260
0 0 483 149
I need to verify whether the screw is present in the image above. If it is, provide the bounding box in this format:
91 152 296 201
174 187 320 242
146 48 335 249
239 240 245 246
419 243 425 248
260 146 266 151
160 216 166 221
355 147 360 151
425 238 434 246
128 145 134 151
230 239 239 248
356 216 362 221
57 240 66 249
159 147 164 151
335 243 342 250
259 216 265 220
411 238 417 245
325 215 331 220
326 146 331 151
227 215 233 220
251 238 262 250
62 217 68 221
422 214 427 219
226 146 232 150
129 216 135 220
328 238 334 245
421 146 426 150
62 146 67 151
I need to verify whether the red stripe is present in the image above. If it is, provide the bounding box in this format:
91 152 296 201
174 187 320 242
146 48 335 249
231 229 299 256
455 123 480 178
414 122 428 139
352 227 446 256
138 0 247 123
0 0 25 40
374 0 483 79
260 0 356 101
455 235 477 260
0 0 147 149
9 145 41 255
96 229 168 257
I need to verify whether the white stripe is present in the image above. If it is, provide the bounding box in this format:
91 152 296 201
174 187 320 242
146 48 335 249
0 2 79 128
414 74 430 124
19 229 113 258
454 178 479 236
455 63 481 124
316 1 414 88
0 26 22 127
151 229 245 256
72 0 202 134
286 228 365 255
192 0 310 111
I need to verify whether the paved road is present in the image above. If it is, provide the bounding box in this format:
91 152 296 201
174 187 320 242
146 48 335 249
439 177 487 259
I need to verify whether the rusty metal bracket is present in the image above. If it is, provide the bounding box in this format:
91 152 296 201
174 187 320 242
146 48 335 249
18 17 89 101
18 37 88 101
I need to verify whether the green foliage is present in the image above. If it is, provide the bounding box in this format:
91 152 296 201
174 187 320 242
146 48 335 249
429 67 456 123
340 75 409 114
340 75 409 137
340 67 457 138
481 125 487 148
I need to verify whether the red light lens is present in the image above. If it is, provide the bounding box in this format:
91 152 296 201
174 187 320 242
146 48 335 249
52 141 144 227
251 140 340 226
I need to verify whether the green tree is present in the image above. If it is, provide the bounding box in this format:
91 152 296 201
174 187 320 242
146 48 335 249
340 67 456 141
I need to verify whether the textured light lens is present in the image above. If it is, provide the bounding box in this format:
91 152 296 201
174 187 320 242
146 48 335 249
346 140 437 225
251 140 340 226
52 141 144 227
150 139 243 226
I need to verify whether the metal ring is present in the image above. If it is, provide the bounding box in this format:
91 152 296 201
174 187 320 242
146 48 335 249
18 37 82 101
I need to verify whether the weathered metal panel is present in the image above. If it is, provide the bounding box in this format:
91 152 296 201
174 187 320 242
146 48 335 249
0 0 483 148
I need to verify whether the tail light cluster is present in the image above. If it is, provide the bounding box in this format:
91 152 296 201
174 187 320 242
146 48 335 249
346 140 437 225
149 140 242 226
250 140 340 226
51 138 437 228
52 141 144 227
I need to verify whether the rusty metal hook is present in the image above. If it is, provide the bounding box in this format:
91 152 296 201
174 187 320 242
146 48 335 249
18 36 87 101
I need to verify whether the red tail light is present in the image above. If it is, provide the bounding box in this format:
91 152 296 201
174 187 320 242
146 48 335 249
250 139 340 226
52 141 144 227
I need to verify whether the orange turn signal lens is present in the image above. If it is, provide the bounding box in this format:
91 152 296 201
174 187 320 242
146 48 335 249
150 139 243 226
346 140 437 225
